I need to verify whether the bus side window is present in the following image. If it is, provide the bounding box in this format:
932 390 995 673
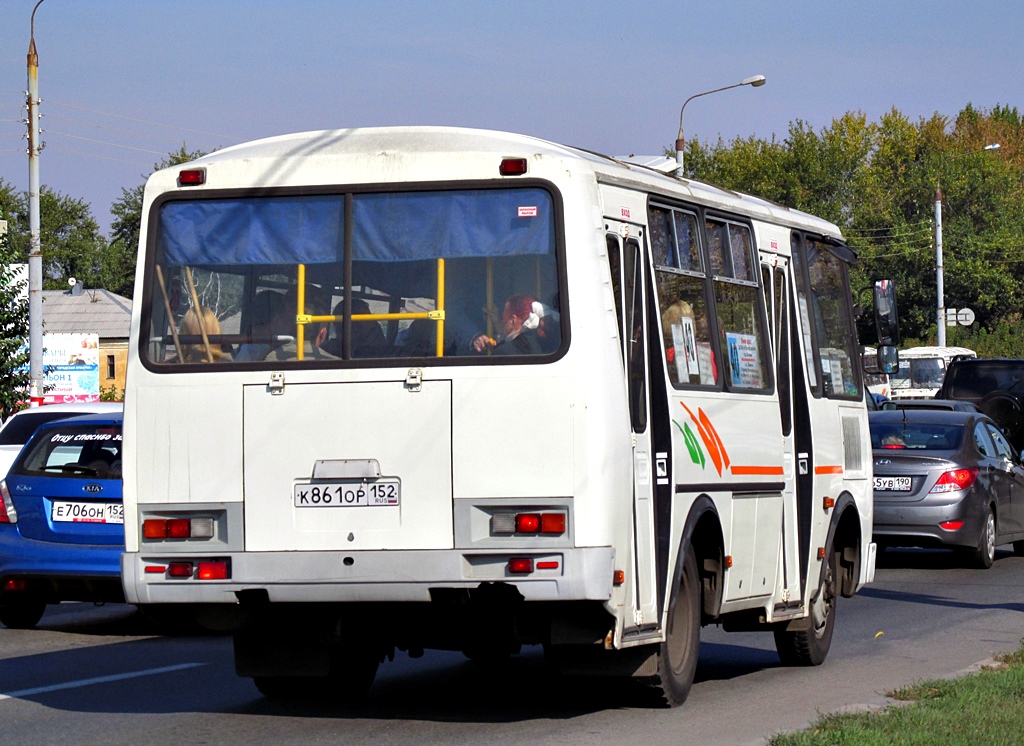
708 218 768 391
649 203 717 388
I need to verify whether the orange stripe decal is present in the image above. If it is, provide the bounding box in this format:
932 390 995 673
814 465 844 475
681 402 723 476
731 465 785 476
699 408 731 470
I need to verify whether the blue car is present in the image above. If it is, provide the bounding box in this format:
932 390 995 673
0 410 124 628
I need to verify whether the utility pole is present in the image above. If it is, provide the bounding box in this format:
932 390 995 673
26 0 45 407
935 185 944 347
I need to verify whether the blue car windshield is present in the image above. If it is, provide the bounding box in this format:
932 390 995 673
12 423 123 479
869 422 964 451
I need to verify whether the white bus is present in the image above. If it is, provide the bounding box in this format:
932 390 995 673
121 126 896 706
888 345 976 400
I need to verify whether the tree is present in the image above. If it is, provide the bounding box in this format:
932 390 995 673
0 183 106 290
0 196 30 419
681 105 1024 348
106 145 207 299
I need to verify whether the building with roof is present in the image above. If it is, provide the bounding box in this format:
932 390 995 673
42 285 132 397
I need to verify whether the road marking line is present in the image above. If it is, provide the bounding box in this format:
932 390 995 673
0 662 207 701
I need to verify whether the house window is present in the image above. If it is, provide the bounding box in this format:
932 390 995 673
106 354 115 379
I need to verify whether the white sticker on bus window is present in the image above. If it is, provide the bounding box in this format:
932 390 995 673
726 332 762 387
678 316 699 377
518 206 538 217
697 343 715 385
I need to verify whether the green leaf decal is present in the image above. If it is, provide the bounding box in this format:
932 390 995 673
683 422 706 469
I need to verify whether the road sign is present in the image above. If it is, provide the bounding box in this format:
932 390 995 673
957 308 975 326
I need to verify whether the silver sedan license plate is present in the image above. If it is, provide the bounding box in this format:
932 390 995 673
294 478 401 507
873 476 912 491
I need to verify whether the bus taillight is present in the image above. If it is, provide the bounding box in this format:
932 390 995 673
143 517 215 540
491 512 567 536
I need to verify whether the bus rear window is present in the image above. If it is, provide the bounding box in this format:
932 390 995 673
143 187 564 367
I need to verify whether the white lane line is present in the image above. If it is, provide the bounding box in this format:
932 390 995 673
0 662 207 701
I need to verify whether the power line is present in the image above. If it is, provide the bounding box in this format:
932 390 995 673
44 128 167 156
43 146 151 167
46 99 239 141
44 113 197 145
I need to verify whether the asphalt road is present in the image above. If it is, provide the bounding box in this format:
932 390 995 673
3 546 1024 746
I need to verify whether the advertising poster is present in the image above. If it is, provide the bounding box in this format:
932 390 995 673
41 333 100 403
726 332 762 388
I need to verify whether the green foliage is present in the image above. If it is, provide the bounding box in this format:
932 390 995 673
107 145 207 300
770 640 1024 745
0 201 30 420
99 383 122 402
679 105 1024 349
0 183 106 290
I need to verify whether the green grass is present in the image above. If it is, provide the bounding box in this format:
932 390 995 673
769 645 1024 745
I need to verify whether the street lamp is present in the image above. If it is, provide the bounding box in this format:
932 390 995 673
674 74 766 177
26 0 45 407
935 143 1000 346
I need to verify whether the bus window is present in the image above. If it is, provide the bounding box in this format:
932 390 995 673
650 203 716 387
708 218 768 391
791 234 861 400
143 188 564 367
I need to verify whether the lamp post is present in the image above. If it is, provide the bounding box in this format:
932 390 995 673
674 74 766 177
26 0 45 407
935 143 1000 346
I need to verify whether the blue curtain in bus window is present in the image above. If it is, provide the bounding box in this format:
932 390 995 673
159 196 346 266
352 189 554 261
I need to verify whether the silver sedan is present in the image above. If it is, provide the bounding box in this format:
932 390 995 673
869 409 1024 568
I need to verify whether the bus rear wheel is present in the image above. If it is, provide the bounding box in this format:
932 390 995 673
774 548 836 666
652 543 700 707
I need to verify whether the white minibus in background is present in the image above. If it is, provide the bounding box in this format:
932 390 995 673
888 345 975 401
120 126 897 706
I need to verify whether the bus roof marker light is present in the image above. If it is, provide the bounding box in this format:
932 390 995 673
178 168 206 186
499 158 528 176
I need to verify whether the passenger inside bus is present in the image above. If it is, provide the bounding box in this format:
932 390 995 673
321 299 387 358
234 290 288 362
263 285 338 361
471 294 558 355
179 306 228 363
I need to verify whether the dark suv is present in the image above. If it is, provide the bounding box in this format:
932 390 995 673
937 359 1024 452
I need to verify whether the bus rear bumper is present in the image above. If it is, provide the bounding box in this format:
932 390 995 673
122 546 616 605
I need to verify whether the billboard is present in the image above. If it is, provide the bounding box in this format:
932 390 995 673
40 333 100 404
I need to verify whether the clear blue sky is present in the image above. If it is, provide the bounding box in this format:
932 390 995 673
0 0 1020 236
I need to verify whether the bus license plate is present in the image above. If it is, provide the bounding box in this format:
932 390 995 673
294 478 401 508
51 501 124 524
873 476 912 492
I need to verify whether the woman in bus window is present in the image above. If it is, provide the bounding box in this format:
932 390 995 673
471 294 558 356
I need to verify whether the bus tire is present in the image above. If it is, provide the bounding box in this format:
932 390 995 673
774 548 836 666
0 600 46 629
653 543 700 707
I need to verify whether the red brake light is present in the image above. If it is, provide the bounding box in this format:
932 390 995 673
881 444 905 449
167 519 191 538
0 481 17 524
541 513 566 534
167 562 193 578
939 520 965 531
178 168 206 186
508 558 533 574
930 468 979 493
516 513 541 533
499 158 528 176
197 560 229 580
